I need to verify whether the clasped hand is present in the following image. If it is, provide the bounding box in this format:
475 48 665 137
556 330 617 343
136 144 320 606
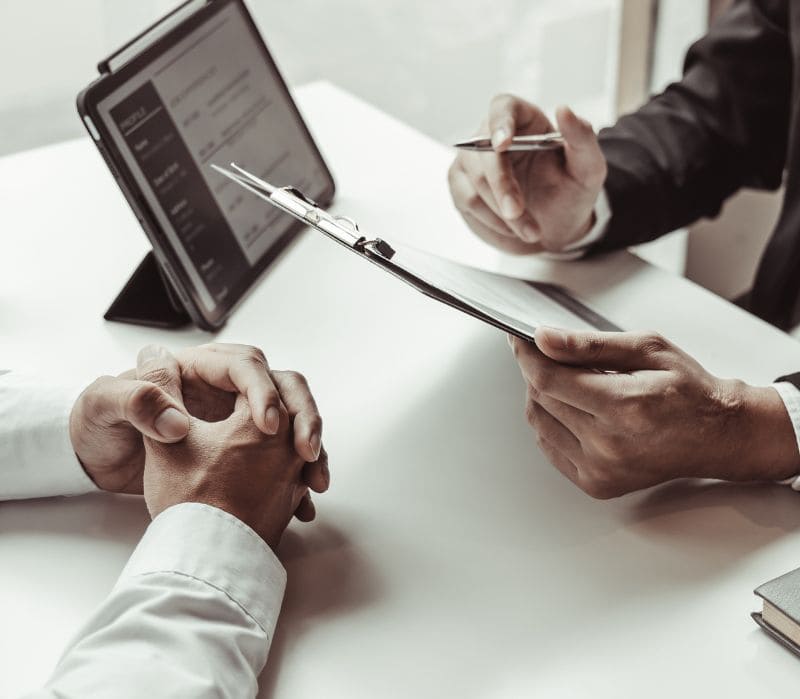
69 342 329 546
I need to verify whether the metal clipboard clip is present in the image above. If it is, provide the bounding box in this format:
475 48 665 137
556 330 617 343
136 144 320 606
211 163 395 259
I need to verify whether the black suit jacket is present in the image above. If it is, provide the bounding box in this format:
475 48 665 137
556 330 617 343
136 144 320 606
593 0 800 333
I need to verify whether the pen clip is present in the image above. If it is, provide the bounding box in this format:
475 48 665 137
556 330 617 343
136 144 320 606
212 162 395 258
359 238 396 260
331 214 394 258
284 186 318 207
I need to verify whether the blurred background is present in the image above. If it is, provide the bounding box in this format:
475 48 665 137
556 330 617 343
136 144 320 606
0 0 706 155
4 0 772 300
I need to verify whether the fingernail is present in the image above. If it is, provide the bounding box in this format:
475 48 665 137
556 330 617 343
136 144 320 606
507 333 514 348
321 459 330 488
492 127 509 148
154 408 189 441
539 326 568 350
265 406 280 434
502 195 520 220
309 433 322 461
522 223 540 242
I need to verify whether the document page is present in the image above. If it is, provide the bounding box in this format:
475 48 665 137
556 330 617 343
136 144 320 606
388 244 620 338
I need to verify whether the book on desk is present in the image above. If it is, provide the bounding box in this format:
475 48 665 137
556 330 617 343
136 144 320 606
753 566 800 657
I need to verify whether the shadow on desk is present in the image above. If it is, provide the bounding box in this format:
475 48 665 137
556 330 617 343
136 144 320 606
259 519 383 698
627 479 800 555
302 330 800 622
0 491 148 546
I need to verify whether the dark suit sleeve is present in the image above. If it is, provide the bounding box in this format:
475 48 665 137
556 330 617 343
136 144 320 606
592 0 792 252
777 373 800 390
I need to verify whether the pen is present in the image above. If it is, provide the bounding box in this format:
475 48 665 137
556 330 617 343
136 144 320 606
453 132 565 152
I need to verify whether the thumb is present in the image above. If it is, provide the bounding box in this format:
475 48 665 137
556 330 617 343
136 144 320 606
101 377 190 442
228 392 289 432
136 345 184 402
534 327 672 371
555 106 606 188
488 94 552 151
133 345 191 441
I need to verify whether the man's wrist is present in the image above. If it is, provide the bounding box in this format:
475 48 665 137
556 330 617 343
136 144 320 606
721 381 800 482
546 189 611 258
146 490 286 550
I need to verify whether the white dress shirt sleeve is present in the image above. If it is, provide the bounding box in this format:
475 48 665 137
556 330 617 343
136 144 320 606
772 382 800 490
24 502 286 699
0 371 97 500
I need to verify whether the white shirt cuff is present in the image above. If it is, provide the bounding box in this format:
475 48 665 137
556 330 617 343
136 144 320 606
541 188 612 261
119 502 287 634
771 382 800 491
0 371 97 500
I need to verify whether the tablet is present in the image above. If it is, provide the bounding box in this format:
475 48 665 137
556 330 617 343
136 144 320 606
77 0 335 330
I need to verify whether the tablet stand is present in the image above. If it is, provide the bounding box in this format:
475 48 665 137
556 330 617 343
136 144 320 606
104 251 191 329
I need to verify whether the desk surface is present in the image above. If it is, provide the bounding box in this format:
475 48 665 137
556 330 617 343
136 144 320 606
3 81 800 698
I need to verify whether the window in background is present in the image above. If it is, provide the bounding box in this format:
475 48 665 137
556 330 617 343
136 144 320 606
630 0 709 276
650 0 708 92
0 0 713 281
0 0 175 155
259 0 625 142
684 0 783 302
0 0 712 277
0 0 627 157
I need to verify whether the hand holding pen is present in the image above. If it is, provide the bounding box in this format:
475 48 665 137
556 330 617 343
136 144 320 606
447 94 607 255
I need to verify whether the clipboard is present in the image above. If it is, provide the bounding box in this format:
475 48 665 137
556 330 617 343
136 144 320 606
211 163 621 341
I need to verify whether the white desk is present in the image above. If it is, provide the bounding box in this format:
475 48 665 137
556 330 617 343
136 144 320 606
3 81 800 698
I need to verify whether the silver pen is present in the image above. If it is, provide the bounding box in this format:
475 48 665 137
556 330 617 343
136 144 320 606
454 132 565 152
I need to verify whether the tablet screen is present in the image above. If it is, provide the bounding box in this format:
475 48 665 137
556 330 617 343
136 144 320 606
94 1 331 315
